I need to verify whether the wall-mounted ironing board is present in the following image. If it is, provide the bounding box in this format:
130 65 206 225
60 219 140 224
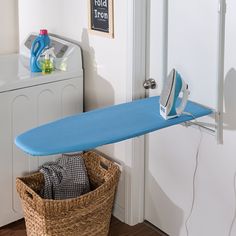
15 96 212 156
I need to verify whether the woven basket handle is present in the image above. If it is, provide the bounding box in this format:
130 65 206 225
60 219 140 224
98 156 120 183
25 189 34 201
99 158 110 171
22 184 41 210
16 178 38 205
99 157 111 171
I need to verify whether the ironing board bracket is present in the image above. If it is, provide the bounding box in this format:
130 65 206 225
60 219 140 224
182 111 224 142
182 120 216 135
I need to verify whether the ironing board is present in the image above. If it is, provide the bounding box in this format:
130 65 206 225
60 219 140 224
15 96 212 156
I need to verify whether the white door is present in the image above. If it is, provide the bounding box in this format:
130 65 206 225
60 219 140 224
145 1 220 236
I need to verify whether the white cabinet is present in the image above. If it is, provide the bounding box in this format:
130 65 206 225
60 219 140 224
0 77 83 226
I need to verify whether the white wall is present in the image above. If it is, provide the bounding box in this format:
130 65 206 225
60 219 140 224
0 0 18 54
18 0 131 222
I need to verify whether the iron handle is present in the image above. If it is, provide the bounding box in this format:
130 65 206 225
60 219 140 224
143 78 157 89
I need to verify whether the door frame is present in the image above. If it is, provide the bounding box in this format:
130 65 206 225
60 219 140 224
124 0 147 226
124 0 169 226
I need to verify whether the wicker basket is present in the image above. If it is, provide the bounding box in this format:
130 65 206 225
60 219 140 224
16 151 120 236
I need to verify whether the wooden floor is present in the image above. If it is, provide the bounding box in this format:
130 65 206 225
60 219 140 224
0 216 167 236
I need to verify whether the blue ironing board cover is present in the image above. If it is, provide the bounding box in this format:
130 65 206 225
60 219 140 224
15 96 212 156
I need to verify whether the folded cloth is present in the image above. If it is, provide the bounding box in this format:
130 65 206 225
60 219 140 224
39 153 90 200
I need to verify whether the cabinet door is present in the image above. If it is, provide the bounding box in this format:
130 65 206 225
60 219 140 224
0 90 37 226
61 79 83 117
37 78 83 166
0 77 83 226
37 85 61 166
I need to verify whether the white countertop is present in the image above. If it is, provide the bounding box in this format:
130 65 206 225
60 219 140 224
0 54 83 93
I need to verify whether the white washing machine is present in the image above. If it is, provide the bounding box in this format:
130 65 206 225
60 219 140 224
0 34 83 226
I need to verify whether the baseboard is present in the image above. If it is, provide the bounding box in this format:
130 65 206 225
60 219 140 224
0 213 23 228
113 203 125 222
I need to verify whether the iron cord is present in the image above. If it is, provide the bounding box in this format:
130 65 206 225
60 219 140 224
184 125 203 236
228 172 236 236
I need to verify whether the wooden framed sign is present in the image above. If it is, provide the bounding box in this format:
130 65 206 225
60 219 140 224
88 0 114 38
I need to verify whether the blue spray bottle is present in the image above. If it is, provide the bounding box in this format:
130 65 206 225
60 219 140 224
30 29 51 72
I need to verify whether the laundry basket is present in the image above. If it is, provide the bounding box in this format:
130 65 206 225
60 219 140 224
16 151 120 236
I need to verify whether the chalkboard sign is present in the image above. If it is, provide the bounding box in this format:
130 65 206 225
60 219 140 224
88 0 114 38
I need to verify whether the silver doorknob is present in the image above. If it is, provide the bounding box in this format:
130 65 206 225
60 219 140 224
143 78 157 89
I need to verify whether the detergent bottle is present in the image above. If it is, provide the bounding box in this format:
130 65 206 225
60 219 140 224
30 29 50 72
41 47 56 74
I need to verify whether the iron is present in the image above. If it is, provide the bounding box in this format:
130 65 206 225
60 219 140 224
160 69 190 120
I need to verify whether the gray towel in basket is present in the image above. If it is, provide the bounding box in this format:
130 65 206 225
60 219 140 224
39 153 90 200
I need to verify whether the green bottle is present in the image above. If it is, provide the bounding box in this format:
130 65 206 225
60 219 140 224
41 47 55 74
